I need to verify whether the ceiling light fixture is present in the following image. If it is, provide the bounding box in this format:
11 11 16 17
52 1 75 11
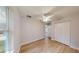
42 15 54 25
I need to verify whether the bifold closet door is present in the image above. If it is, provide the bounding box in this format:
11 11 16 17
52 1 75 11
54 22 70 45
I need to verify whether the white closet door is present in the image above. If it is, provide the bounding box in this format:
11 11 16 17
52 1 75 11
55 22 70 45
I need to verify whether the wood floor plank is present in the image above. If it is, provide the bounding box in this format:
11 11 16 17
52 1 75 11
20 39 79 53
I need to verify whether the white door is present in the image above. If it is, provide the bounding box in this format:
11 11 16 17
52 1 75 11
54 22 70 45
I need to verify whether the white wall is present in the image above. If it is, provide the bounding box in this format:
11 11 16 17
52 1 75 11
8 7 45 52
8 7 22 52
49 15 79 49
54 21 70 45
70 15 79 48
48 18 71 45
21 18 45 44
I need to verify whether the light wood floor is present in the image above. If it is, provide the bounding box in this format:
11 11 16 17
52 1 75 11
20 39 79 53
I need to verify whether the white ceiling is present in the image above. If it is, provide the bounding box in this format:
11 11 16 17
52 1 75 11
17 6 55 18
17 6 79 21
18 6 54 15
49 6 79 16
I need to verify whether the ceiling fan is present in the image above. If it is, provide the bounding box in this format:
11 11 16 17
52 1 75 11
40 15 54 25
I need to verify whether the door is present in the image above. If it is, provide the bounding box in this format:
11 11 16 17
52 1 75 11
54 21 70 45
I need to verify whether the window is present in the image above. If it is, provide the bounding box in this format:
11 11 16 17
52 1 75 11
0 7 8 53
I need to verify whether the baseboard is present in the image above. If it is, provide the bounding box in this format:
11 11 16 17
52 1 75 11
20 38 45 46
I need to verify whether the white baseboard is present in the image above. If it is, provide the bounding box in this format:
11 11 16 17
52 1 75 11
20 38 44 46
